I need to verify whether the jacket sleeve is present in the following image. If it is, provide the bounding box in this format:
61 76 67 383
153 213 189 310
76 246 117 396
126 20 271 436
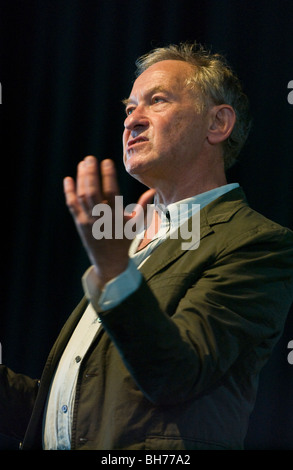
98 225 293 405
0 365 39 440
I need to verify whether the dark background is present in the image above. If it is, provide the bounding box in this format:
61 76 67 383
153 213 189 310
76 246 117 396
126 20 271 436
0 0 293 450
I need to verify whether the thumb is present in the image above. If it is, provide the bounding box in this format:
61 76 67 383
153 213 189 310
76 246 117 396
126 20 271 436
124 188 156 223
136 188 156 212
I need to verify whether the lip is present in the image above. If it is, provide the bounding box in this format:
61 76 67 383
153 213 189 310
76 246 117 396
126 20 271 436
127 136 148 151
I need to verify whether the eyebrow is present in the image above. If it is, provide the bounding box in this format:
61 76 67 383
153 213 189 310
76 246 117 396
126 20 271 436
122 85 168 108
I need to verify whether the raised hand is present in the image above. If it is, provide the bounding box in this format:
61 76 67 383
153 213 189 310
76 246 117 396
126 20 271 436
63 156 155 288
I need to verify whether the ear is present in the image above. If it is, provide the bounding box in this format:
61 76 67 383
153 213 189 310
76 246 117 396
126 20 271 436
207 105 236 145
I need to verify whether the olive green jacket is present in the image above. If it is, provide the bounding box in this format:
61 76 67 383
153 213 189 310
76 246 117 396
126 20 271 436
1 188 293 450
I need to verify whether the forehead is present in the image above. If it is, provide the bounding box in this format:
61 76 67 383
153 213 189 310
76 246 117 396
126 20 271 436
128 60 194 99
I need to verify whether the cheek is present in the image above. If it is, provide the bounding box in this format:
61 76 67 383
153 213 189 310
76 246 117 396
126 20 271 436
174 110 204 142
154 116 182 147
161 115 194 150
122 129 128 150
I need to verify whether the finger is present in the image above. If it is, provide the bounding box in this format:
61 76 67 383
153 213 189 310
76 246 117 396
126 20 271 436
100 159 120 205
76 156 101 212
83 155 102 205
76 160 87 208
63 176 82 217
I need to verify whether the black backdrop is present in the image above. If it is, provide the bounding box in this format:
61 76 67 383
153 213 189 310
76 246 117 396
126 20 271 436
1 0 293 450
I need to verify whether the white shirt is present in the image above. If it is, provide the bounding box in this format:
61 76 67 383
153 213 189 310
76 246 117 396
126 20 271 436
42 183 239 449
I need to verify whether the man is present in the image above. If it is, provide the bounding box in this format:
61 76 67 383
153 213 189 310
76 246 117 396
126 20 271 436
1 42 293 450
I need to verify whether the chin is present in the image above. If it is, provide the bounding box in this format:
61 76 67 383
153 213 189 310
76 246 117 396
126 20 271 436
125 153 145 174
124 160 152 187
124 150 161 184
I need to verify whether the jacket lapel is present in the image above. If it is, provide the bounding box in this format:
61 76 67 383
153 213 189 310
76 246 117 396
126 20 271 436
139 187 248 281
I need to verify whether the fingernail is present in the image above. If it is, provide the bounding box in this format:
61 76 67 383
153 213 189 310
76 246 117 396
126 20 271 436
102 159 112 167
85 156 95 165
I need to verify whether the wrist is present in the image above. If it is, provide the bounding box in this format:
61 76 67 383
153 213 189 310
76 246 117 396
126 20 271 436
93 258 129 289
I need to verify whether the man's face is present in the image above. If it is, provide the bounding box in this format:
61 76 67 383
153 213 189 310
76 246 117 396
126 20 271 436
122 59 210 187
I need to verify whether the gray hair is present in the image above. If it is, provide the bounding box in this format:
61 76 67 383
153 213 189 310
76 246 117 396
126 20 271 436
135 42 252 170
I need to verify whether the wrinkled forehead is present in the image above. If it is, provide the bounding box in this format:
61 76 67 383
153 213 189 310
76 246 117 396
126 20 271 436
128 59 195 100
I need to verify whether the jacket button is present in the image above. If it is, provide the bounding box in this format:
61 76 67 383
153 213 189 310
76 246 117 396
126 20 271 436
75 356 82 363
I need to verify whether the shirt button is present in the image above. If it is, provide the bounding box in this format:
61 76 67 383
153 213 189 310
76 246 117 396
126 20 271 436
75 356 82 363
62 405 68 413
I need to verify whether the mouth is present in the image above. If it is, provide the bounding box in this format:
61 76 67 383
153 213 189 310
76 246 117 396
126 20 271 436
126 136 148 152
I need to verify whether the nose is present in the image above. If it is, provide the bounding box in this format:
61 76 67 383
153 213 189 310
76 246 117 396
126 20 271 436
124 105 149 133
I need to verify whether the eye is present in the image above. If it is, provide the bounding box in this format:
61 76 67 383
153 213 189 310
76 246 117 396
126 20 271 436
152 96 165 104
126 106 135 116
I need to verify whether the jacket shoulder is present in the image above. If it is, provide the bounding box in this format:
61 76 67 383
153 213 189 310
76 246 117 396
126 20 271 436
203 187 293 247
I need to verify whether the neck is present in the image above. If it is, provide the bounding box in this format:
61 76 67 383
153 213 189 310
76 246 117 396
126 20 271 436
152 167 227 206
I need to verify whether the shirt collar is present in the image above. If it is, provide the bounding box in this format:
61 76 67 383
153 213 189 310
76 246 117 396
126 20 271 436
155 183 240 234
